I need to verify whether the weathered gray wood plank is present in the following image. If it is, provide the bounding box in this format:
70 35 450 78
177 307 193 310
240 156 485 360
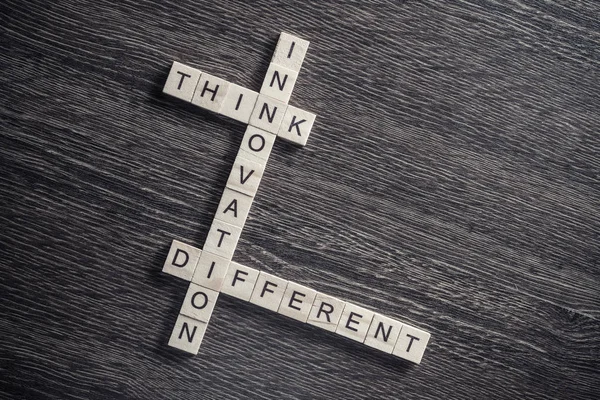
1 0 599 399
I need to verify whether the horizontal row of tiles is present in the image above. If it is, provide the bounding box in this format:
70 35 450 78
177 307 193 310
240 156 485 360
162 33 315 146
164 240 431 364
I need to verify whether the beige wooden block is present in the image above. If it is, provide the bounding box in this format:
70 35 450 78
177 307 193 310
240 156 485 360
179 283 219 323
363 314 403 354
306 293 346 332
221 262 259 301
277 282 317 323
162 61 202 102
162 240 201 281
277 105 316 147
248 94 287 134
271 32 310 72
260 63 298 104
335 303 374 343
237 125 276 164
225 151 265 198
249 271 288 312
191 250 231 291
168 314 208 355
203 219 242 260
191 72 230 113
219 83 259 123
214 187 254 229
392 324 431 364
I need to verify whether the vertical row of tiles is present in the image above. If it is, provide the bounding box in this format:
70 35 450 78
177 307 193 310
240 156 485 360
161 33 305 354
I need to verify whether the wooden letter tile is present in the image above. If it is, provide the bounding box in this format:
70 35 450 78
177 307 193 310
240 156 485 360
277 105 316 147
363 314 403 354
202 219 242 260
225 152 265 198
214 187 254 229
306 293 345 332
191 250 231 291
163 61 202 102
191 72 230 113
179 283 219 323
221 262 259 301
271 32 310 72
249 271 288 312
162 239 201 281
335 303 374 343
219 83 259 123
168 313 208 355
237 125 276 163
392 324 431 364
260 63 298 104
248 94 288 134
277 282 317 323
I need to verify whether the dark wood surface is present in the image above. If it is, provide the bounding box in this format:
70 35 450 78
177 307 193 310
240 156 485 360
1 0 599 399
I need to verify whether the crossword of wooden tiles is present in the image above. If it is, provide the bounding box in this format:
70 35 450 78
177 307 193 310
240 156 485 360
161 32 430 364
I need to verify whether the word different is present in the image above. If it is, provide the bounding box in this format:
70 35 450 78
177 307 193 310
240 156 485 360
164 241 431 364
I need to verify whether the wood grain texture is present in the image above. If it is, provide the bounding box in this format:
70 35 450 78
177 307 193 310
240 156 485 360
1 0 599 399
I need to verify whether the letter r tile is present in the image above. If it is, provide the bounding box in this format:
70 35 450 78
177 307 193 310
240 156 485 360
307 293 346 332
